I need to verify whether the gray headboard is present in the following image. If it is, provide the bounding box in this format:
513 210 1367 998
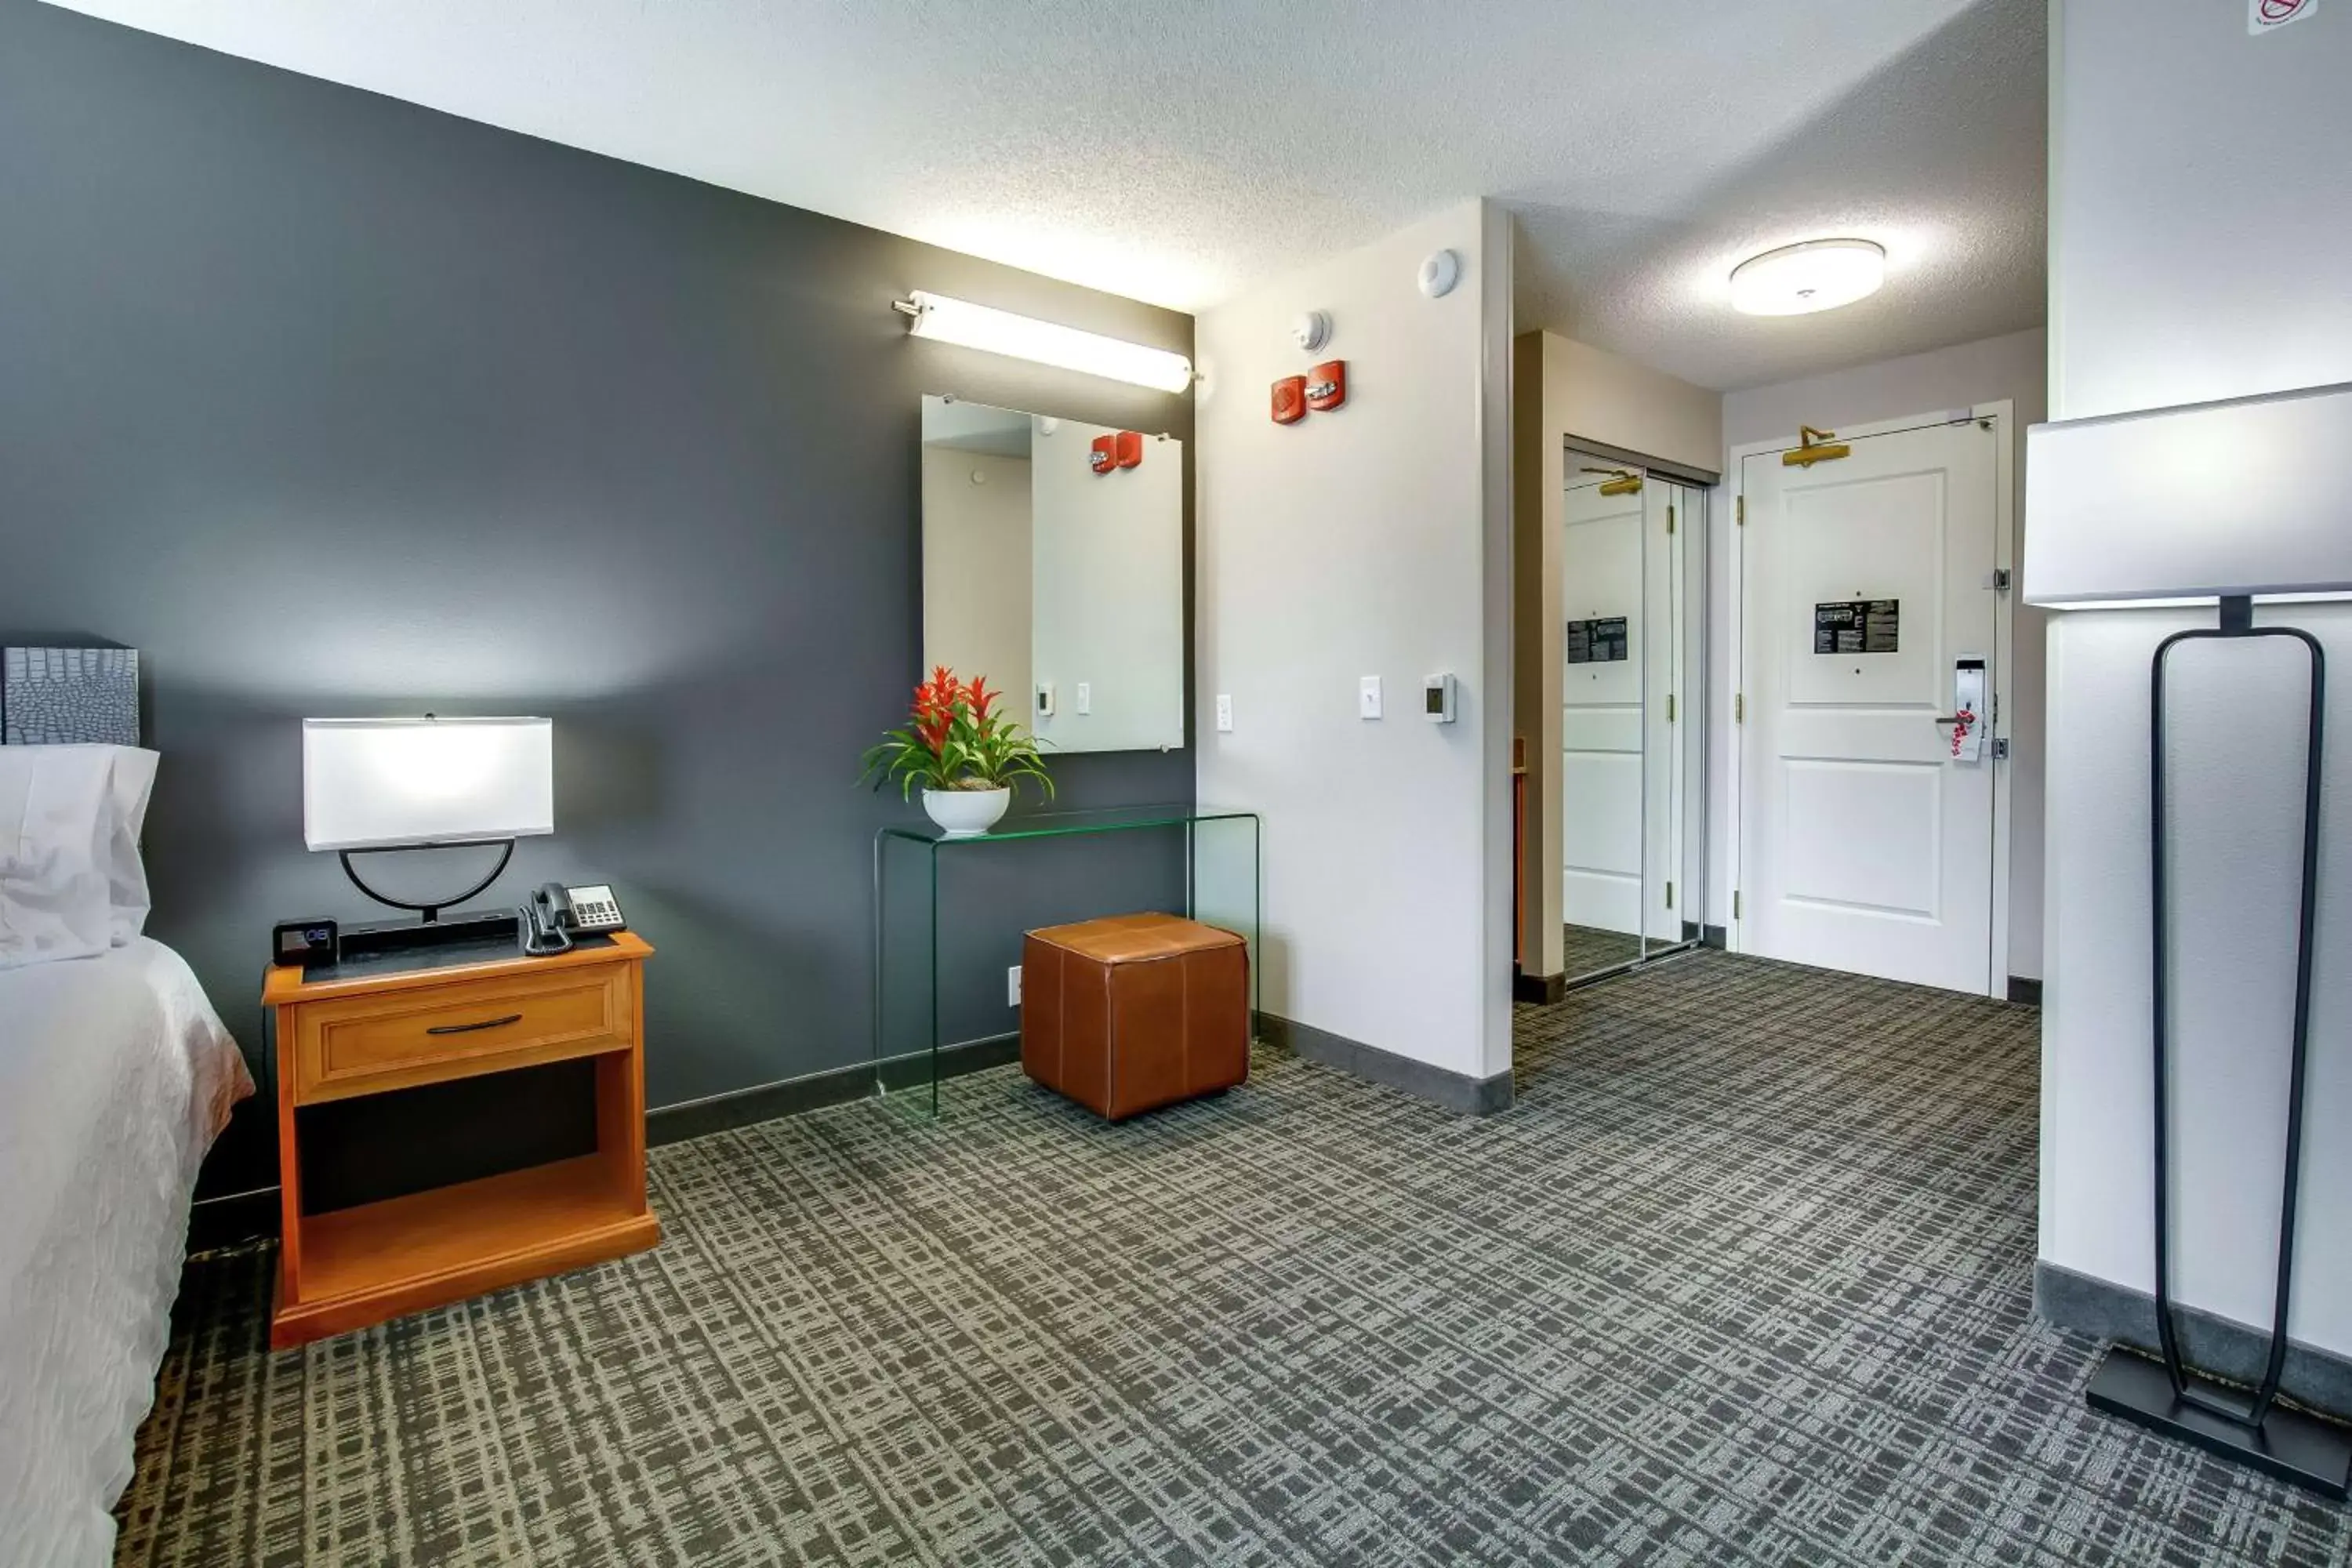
1 647 140 745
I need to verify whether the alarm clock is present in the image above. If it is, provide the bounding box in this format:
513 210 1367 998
272 917 339 971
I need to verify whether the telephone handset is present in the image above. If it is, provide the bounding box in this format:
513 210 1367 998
521 882 628 956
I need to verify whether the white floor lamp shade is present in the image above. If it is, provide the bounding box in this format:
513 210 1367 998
2024 381 2352 606
303 717 554 851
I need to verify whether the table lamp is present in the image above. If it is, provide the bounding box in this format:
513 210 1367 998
303 715 553 956
2025 379 2349 1494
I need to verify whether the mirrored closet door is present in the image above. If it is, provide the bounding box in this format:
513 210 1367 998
1560 457 1703 985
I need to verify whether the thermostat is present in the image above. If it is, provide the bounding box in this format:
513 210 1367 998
1424 673 1457 723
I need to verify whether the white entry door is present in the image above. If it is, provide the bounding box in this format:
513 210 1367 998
1561 476 1646 935
1738 418 2001 994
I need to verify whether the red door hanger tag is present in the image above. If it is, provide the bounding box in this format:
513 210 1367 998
1114 430 1143 469
1089 433 1117 474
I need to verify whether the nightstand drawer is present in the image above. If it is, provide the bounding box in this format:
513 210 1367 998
291 963 633 1103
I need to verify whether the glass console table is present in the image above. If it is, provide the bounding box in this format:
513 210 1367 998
872 804 1261 1117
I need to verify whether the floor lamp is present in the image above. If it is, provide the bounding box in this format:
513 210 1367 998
2027 381 2351 1497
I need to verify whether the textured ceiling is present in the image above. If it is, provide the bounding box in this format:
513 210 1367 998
41 0 2045 390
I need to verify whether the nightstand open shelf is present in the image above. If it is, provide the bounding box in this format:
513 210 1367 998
266 931 659 1348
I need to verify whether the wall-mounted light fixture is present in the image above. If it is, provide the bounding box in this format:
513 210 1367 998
895 291 1194 393
1729 238 1886 316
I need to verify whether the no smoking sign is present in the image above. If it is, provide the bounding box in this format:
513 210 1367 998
2251 0 2319 32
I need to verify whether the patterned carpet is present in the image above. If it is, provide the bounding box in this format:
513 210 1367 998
117 953 2352 1566
1562 922 1645 978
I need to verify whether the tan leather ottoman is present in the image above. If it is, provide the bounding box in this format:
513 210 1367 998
1022 913 1249 1120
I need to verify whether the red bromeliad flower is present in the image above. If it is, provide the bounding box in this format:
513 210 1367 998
910 665 959 752
860 663 1054 804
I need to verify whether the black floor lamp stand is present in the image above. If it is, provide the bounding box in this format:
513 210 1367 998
2082 594 2349 1497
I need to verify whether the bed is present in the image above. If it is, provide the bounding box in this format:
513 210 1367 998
0 648 254 1566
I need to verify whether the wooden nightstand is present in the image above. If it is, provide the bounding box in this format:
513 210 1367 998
263 931 660 1348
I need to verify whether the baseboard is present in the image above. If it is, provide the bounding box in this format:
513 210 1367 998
648 1033 1023 1146
1258 1013 1512 1116
1512 968 1566 1004
1701 924 1728 950
2034 1259 2352 1421
2006 975 2044 1006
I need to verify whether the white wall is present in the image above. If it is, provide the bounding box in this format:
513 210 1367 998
921 447 1032 707
1029 423 1185 753
1718 327 2048 976
1196 198 1515 1085
1546 334 1722 477
2041 0 2352 1354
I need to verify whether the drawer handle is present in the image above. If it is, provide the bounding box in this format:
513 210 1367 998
425 1013 524 1036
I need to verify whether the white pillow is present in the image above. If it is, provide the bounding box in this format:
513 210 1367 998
19 745 158 944
0 746 118 970
87 746 158 943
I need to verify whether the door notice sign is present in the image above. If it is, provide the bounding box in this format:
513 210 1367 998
2251 0 2317 32
1566 616 1628 664
1815 600 1900 655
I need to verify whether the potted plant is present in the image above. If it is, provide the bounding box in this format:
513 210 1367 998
861 666 1053 837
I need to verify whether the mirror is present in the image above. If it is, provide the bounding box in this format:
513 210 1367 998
1559 458 1702 984
921 395 1184 753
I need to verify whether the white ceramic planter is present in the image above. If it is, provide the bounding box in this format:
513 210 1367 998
922 786 1011 838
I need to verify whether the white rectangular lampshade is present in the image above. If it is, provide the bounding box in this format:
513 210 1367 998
2024 381 2352 606
303 717 554 851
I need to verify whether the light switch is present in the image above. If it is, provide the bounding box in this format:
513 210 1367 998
1214 694 1234 731
1076 681 1092 715
1359 675 1383 719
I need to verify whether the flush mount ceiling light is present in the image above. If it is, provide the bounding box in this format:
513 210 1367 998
895 291 1194 393
1729 238 1886 316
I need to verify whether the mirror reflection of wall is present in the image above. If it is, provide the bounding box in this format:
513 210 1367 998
920 396 1184 754
1560 456 1703 984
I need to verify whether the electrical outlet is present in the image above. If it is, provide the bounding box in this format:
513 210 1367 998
1076 681 1091 715
1007 964 1022 1007
1359 675 1383 719
1214 694 1234 731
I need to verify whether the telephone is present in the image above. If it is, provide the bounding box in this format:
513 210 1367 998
521 882 628 956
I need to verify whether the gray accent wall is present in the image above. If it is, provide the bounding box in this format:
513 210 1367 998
0 0 1193 1196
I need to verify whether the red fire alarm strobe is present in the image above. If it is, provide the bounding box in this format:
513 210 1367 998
1272 375 1308 425
1115 430 1143 469
1089 434 1117 474
1305 360 1347 412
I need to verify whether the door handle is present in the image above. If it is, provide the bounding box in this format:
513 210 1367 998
1932 714 1971 725
426 1013 524 1036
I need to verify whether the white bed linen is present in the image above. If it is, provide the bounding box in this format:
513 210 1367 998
0 939 253 1568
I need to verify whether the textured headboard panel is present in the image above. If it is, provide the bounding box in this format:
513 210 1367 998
2 647 140 745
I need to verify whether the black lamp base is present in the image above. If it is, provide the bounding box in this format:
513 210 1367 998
339 908 520 963
2086 1348 2352 1498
